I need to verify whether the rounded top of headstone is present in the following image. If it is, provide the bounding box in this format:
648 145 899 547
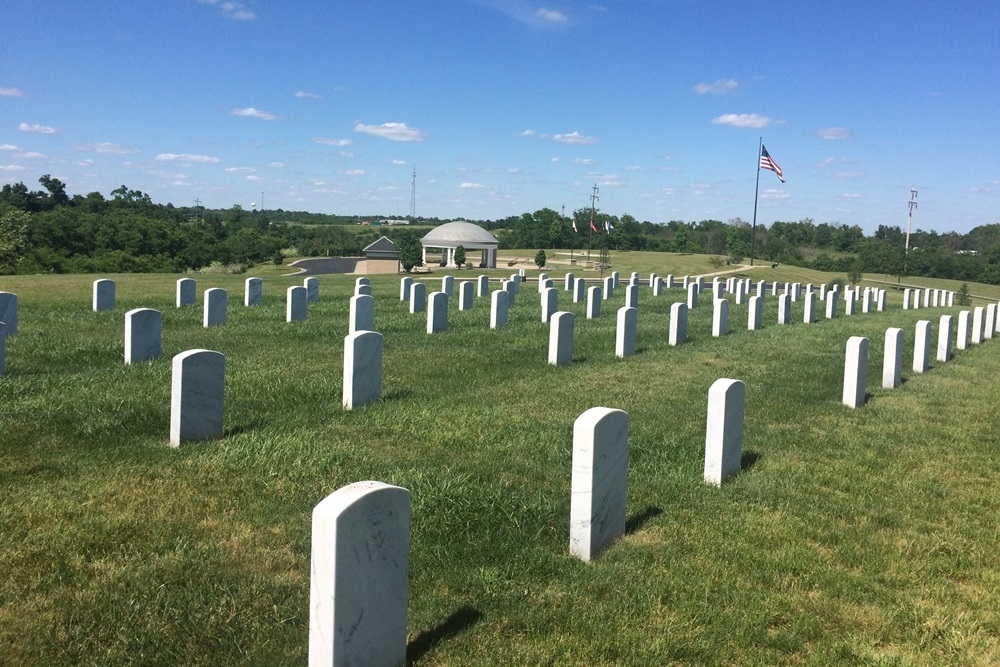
421 221 498 247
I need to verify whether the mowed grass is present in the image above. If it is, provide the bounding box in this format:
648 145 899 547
1 269 999 666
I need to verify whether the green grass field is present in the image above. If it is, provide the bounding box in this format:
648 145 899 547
1 265 998 665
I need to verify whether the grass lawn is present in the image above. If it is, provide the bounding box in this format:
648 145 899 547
1 268 998 665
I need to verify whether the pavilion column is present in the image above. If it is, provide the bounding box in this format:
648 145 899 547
422 246 427 264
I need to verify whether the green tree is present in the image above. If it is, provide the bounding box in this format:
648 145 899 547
956 283 971 306
453 245 466 267
395 232 422 272
534 249 546 269
0 207 30 273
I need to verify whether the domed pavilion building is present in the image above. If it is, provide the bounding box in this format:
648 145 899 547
420 221 499 268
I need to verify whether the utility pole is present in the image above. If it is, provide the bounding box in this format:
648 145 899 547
588 183 599 260
409 165 417 219
193 198 202 222
904 187 917 278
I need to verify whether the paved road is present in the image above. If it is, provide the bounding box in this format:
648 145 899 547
290 257 362 276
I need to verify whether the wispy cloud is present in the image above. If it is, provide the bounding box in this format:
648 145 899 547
313 137 354 147
344 169 366 176
694 79 738 95
19 122 58 134
231 107 278 120
554 131 597 145
711 114 772 129
0 144 18 151
459 182 484 189
224 167 256 173
0 164 25 171
17 151 46 159
476 1 571 28
0 87 24 97
574 158 595 166
391 159 407 165
155 153 221 163
840 193 862 199
268 161 286 168
354 122 426 142
761 189 790 200
520 129 536 137
73 142 141 154
294 91 320 99
818 157 853 167
535 8 568 23
199 0 255 20
817 127 853 140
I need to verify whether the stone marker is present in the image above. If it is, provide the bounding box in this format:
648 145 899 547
877 290 886 312
971 307 984 344
170 349 225 446
441 275 454 297
0 323 5 376
587 286 602 319
287 286 307 322
459 281 474 311
124 308 162 364
903 289 911 310
956 310 971 350
625 284 638 309
203 288 227 327
309 481 409 667
399 276 413 301
712 281 724 301
548 311 574 365
569 407 628 562
704 378 745 487
985 304 996 340
845 290 855 316
669 302 688 346
343 331 383 409
537 273 549 293
349 294 375 333
304 277 320 303
93 279 116 312
573 277 586 303
612 271 621 288
804 292 817 323
477 274 490 298
0 292 17 335
244 277 263 307
564 273 575 291
712 298 729 337
913 320 931 373
665 274 674 289
427 291 448 333
862 289 871 314
937 315 953 362
615 306 637 358
355 277 370 291
883 327 904 389
825 294 838 319
490 289 509 329
541 287 558 323
687 283 699 309
176 278 196 308
409 282 426 314
355 284 372 297
603 276 614 301
652 278 663 297
778 293 791 325
746 295 762 331
843 336 869 409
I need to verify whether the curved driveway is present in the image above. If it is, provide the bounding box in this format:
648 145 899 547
290 257 362 276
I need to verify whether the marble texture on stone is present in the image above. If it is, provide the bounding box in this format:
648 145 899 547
203 288 227 327
441 275 454 297
570 407 628 562
845 290 855 316
883 327 904 389
971 307 984 344
747 295 763 331
913 320 931 373
287 286 307 322
477 274 490 298
804 292 817 323
586 286 602 320
244 277 263 307
304 277 320 303
937 315 953 362
704 378 745 487
985 304 996 340
669 302 687 346
490 289 509 329
459 281 474 311
541 287 558 323
825 294 837 319
176 278 196 308
615 306 637 358
124 308 162 364
625 285 638 310
603 276 614 301
399 277 413 302
426 291 448 333
0 292 17 335
564 273 575 291
573 278 585 303
712 298 728 337
687 283 699 310
778 293 791 324
309 481 410 667
349 294 375 333
170 349 225 446
409 282 426 314
548 311 574 365
843 336 869 409
93 279 116 312
343 331 383 409
956 310 971 350
355 284 372 297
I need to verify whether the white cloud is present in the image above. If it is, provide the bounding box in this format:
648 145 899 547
625 165 642 171
817 127 854 140
521 129 536 137
550 157 560 162
0 87 24 97
268 161 286 168
231 107 278 120
354 122 426 142
0 164 25 171
19 122 58 134
17 151 46 159
339 151 354 158
246 175 261 181
554 131 597 145
225 167 257 173
199 0 255 20
344 169 366 176
818 157 853 167
73 142 141 154
458 182 484 189
295 91 320 99
574 158 595 166
761 189 790 199
155 153 221 163
711 114 772 129
840 193 861 199
313 137 353 147
0 144 18 151
535 8 568 23
391 159 407 165
694 79 738 95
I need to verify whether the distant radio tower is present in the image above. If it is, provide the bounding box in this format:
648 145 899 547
409 165 417 218
904 187 918 277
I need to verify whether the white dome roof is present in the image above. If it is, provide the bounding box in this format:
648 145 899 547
421 221 498 247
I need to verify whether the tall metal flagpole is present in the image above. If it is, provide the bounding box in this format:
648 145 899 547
750 136 762 267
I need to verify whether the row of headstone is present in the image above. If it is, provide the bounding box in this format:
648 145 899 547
903 287 956 310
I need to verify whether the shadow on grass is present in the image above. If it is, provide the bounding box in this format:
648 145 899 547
384 387 415 401
625 505 663 535
407 605 483 664
741 450 761 472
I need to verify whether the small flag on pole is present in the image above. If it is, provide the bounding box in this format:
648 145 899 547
759 145 785 183
604 219 614 234
590 220 598 233
572 217 578 233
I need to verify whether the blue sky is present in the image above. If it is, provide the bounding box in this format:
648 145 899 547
2 0 997 234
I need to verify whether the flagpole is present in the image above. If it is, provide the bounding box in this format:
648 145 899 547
750 136 762 267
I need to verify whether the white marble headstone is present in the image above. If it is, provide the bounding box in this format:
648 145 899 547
124 308 162 364
625 285 638 310
176 278 196 308
843 336 868 409
304 277 320 303
541 287 558 323
0 292 17 335
203 288 227 328
615 306 637 358
170 349 225 446
883 327 904 389
459 281 473 311
586 286 602 320
573 278 586 303
971 307 984 345
343 331 383 409
477 274 490 298
409 282 427 314
244 277 263 307
937 315 953 363
548 311 574 365
427 291 448 333
913 320 931 374
287 286 307 322
956 310 971 350
93 279 116 312
399 276 413 302
687 283 699 310
441 275 454 297
490 289 509 329
349 294 375 333
712 298 728 337
569 407 628 562
669 302 687 346
704 378 745 487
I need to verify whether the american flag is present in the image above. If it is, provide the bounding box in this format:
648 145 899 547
760 145 785 183
572 217 578 232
